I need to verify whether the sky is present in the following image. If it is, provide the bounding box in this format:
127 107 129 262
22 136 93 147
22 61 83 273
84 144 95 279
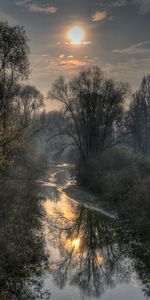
0 0 150 109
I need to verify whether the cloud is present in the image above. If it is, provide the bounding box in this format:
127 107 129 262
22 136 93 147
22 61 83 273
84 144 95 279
30 52 98 100
112 0 128 7
98 0 128 9
31 54 88 75
113 40 150 55
98 0 150 14
92 11 108 22
132 0 150 14
64 41 92 46
31 54 90 82
103 56 150 91
28 5 57 14
15 0 58 14
41 54 49 57
82 41 92 45
58 59 87 67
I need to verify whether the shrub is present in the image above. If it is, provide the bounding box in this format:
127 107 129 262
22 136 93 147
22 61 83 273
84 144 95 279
77 147 150 203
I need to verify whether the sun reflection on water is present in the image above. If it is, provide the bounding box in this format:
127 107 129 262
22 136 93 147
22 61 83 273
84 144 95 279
97 256 104 266
72 238 80 249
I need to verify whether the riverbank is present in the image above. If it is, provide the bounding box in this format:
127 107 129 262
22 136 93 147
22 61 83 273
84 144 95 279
63 148 150 231
0 160 149 299
76 149 150 205
42 161 150 300
0 176 49 299
64 184 117 218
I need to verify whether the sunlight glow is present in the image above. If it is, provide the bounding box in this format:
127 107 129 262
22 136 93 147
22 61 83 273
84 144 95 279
68 26 85 45
97 256 104 265
72 238 80 249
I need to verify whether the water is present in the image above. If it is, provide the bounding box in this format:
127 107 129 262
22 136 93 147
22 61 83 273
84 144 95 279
0 162 149 299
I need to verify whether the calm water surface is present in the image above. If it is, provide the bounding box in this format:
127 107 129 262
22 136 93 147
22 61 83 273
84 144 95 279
41 163 150 300
0 162 149 300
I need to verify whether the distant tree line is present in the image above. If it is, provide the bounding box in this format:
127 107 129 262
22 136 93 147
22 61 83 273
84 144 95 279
1 20 150 171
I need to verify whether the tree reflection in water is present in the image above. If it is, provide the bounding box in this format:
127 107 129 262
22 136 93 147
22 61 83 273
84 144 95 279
117 205 150 299
47 203 132 297
0 180 50 300
46 197 150 299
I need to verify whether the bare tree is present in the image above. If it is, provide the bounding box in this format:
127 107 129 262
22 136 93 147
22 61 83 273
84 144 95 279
49 66 128 162
127 75 150 156
17 85 44 127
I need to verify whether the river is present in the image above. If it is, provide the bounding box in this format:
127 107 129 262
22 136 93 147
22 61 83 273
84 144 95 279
0 162 149 299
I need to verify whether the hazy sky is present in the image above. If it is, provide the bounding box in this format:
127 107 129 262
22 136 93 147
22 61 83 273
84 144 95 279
0 0 150 103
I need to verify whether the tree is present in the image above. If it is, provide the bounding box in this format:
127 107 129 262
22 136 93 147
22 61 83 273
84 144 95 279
3 84 45 166
0 22 30 166
0 22 30 130
17 85 44 127
127 75 150 156
0 84 44 153
49 66 128 162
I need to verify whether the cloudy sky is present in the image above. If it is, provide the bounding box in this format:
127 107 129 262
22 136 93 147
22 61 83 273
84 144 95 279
0 0 150 104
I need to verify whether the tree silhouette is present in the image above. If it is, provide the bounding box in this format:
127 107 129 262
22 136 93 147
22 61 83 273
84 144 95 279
127 75 150 155
50 66 128 162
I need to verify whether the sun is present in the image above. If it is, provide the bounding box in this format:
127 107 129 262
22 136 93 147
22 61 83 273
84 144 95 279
68 26 85 45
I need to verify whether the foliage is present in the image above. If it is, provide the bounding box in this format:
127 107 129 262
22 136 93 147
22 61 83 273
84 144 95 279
0 179 49 299
77 147 150 200
50 66 129 162
0 22 45 172
126 74 150 156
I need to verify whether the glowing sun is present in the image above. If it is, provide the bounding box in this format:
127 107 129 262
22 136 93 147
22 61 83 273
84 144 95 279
68 26 85 45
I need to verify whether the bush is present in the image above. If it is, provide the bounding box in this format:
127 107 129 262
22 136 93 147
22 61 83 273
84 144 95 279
77 147 150 202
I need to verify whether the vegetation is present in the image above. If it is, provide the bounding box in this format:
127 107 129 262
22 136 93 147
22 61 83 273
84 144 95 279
49 66 150 216
0 22 49 175
0 18 150 300
0 179 49 299
50 66 129 161
127 75 150 156
1 21 150 185
47 199 150 298
76 147 150 203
